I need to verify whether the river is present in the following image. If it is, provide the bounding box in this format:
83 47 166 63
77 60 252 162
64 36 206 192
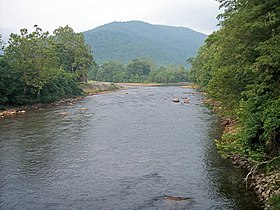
0 86 260 210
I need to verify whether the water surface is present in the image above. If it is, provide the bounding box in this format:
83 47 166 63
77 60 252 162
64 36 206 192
0 86 260 209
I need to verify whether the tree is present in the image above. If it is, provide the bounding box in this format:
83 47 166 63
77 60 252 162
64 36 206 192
1 25 87 106
0 34 4 51
126 58 154 76
189 0 280 156
0 56 20 104
53 25 94 82
4 26 58 98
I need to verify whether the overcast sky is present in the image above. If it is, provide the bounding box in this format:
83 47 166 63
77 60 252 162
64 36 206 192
0 0 221 40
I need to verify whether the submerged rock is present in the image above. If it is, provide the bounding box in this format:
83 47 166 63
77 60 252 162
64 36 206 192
164 196 190 201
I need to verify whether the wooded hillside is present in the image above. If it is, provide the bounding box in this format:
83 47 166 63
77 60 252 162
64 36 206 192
83 21 207 66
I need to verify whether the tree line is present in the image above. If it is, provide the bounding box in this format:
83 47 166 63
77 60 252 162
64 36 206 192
188 0 280 159
0 25 190 107
0 25 93 106
89 58 189 83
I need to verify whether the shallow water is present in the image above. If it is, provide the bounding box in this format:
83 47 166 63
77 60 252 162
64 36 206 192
0 86 260 209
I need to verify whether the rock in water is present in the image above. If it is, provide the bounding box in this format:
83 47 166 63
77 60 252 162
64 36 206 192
173 98 180 103
164 196 190 201
59 112 68 116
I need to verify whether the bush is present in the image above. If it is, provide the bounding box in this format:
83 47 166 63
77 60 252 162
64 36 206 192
269 194 280 210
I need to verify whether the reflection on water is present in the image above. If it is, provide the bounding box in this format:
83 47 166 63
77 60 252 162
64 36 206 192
0 86 260 209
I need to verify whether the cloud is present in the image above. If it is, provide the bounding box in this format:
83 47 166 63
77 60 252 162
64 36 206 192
151 0 221 34
0 0 221 37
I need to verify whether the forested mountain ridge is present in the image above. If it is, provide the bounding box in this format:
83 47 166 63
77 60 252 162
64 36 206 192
83 21 207 65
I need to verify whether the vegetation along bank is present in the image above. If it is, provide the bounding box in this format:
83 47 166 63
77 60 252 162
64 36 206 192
189 0 280 209
0 25 190 110
0 25 93 108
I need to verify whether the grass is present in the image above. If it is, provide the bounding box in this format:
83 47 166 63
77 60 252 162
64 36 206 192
269 194 280 210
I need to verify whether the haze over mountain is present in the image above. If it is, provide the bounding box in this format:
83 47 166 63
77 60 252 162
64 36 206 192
83 21 207 66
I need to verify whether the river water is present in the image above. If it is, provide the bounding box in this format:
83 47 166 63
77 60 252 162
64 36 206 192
0 86 260 210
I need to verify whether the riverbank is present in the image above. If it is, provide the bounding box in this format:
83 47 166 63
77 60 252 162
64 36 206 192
0 81 120 118
204 97 280 210
117 82 191 87
117 82 162 87
1 81 192 118
80 81 120 95
222 122 280 210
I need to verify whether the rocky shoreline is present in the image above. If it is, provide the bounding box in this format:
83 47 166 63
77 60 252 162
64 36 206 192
229 155 280 209
0 82 120 118
203 96 280 209
220 117 280 210
1 82 181 118
253 170 280 209
0 96 84 118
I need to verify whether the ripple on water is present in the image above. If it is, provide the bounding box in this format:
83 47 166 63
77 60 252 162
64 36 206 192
0 86 261 210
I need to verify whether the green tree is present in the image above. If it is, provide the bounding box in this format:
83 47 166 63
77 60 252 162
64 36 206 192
0 34 4 51
148 65 188 83
96 60 126 82
126 58 154 77
0 56 21 104
4 26 58 99
190 0 280 156
53 25 94 82
1 25 87 106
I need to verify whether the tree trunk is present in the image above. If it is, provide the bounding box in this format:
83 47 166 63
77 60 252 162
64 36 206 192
37 87 41 99
23 86 27 95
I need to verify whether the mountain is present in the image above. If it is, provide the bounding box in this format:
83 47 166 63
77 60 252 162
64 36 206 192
83 21 207 66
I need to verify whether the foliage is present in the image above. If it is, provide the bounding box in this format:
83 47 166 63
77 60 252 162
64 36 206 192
53 25 94 82
269 193 280 210
126 58 153 77
83 21 207 66
39 70 82 103
215 132 244 158
0 25 92 106
0 56 23 104
96 60 126 82
89 58 189 83
149 65 188 83
4 27 59 98
189 0 280 158
0 34 4 51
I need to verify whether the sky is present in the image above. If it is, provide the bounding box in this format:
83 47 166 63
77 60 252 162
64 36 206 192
0 0 221 40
